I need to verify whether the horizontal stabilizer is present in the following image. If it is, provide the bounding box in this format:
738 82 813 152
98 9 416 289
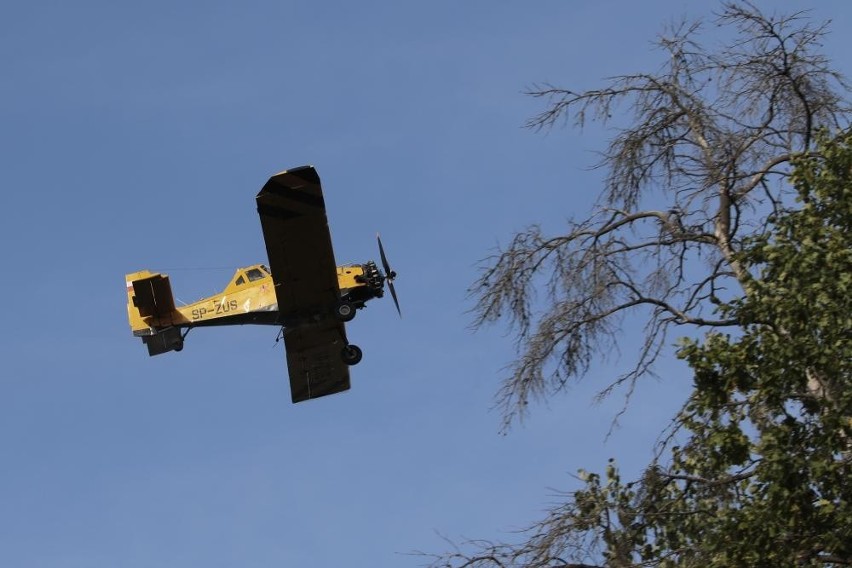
126 270 184 355
132 274 176 318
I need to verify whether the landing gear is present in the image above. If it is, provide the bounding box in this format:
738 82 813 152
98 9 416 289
174 328 191 353
341 344 363 365
333 301 356 322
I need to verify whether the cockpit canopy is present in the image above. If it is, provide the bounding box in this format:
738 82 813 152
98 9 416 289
230 264 271 288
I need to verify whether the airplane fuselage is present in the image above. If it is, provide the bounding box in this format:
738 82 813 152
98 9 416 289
126 261 385 340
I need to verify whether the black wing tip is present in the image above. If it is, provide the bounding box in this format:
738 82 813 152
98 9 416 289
258 165 323 200
290 381 351 404
277 165 320 185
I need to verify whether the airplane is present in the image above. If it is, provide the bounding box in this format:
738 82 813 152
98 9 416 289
125 165 399 403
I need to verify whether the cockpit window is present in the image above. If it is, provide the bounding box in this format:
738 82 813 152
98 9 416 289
246 268 265 282
260 264 270 274
235 275 245 286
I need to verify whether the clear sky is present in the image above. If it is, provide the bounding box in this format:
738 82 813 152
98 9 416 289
2 1 850 566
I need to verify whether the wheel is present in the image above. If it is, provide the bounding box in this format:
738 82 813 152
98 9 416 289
334 301 356 322
174 341 184 352
341 344 363 366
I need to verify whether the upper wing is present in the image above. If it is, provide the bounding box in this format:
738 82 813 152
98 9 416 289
284 323 351 403
256 166 351 403
256 166 342 320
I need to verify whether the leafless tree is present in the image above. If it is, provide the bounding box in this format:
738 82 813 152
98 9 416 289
470 1 849 432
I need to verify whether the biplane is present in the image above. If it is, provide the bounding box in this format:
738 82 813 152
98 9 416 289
125 166 399 403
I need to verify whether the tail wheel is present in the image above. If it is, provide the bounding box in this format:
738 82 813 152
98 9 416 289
341 344 363 366
334 301 356 322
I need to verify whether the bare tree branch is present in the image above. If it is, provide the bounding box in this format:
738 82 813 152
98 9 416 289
470 0 850 432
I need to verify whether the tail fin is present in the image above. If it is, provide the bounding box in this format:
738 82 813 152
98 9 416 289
126 270 183 356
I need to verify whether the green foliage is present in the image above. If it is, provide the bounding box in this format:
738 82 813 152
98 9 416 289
598 131 852 566
429 131 852 568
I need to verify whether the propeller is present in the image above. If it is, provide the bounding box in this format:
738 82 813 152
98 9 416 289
377 233 401 317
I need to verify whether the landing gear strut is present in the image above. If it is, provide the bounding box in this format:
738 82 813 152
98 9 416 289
174 328 191 352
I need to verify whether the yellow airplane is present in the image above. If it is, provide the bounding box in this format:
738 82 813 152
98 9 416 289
125 166 399 403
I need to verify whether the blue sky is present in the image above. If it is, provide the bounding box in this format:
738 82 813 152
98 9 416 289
2 1 850 566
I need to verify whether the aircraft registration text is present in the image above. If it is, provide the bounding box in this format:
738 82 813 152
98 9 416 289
192 299 239 320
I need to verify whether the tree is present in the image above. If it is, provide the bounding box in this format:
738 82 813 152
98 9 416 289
426 3 851 567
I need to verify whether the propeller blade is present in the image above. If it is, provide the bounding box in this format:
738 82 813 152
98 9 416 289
377 233 401 317
388 279 401 317
377 233 394 278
